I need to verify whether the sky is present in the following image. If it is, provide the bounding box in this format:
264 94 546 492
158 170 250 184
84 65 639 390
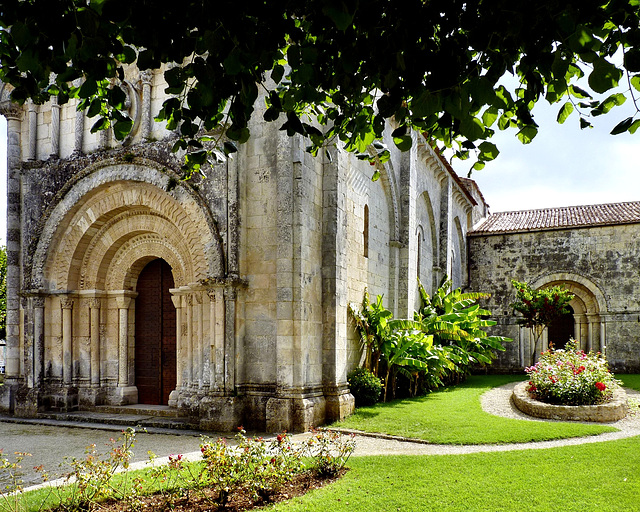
0 95 639 244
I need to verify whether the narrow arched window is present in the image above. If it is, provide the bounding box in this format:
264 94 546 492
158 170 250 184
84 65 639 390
363 204 369 258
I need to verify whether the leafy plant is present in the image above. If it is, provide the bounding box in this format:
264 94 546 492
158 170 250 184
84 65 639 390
349 279 511 401
511 280 574 360
348 291 392 377
347 367 382 406
303 430 356 477
525 339 621 405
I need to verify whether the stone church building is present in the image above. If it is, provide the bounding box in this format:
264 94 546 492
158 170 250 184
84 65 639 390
1 67 639 432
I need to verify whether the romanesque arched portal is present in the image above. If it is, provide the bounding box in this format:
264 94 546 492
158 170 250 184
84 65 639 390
27 162 230 410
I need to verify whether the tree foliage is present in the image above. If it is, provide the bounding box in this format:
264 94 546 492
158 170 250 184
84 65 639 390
2 0 640 172
511 279 575 357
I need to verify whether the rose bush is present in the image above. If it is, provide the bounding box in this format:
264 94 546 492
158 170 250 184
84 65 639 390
525 340 621 406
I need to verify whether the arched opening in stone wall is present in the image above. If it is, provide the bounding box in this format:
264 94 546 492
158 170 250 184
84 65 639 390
29 164 226 409
519 274 608 366
134 258 176 405
548 305 575 350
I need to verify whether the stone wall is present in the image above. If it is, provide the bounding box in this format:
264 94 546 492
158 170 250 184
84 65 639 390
469 223 640 372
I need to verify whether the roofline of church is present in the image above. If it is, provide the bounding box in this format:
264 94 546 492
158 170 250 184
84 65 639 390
469 200 640 236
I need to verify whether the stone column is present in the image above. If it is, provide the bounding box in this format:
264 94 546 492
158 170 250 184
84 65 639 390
50 96 61 158
73 79 84 154
208 289 225 392
184 294 193 388
61 297 74 386
195 292 204 388
223 287 237 395
89 298 101 386
600 316 606 354
32 297 45 387
116 296 131 387
27 100 37 160
140 70 152 140
115 295 136 404
1 102 23 388
170 294 183 390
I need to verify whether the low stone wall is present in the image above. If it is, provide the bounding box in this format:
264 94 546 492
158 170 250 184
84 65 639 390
512 381 628 422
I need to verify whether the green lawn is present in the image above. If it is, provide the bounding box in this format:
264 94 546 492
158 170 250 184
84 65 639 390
273 436 640 512
332 375 617 444
619 374 640 392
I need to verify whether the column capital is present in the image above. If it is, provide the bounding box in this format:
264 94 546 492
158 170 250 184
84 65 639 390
60 297 74 310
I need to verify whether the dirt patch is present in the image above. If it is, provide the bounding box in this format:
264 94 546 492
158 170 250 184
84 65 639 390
63 469 346 511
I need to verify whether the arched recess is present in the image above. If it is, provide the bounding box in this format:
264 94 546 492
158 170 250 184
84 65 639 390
530 272 607 355
30 162 225 405
451 217 465 289
416 190 438 298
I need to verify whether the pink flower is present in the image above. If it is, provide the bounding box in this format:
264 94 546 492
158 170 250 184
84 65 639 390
595 382 606 392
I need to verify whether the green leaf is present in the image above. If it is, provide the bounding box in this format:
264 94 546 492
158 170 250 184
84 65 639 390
223 141 238 155
569 85 592 99
588 58 623 94
481 106 498 127
271 64 284 84
323 6 353 31
516 125 538 144
79 78 97 99
556 102 574 124
610 117 634 135
459 116 485 141
478 141 499 161
579 117 592 129
472 161 485 171
629 119 640 135
411 90 440 118
631 75 640 93
90 117 109 133
393 135 412 151
113 119 133 141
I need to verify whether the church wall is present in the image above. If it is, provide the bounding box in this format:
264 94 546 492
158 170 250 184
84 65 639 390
469 223 640 372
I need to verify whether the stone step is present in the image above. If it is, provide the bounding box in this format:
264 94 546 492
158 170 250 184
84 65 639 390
93 404 188 418
37 409 200 432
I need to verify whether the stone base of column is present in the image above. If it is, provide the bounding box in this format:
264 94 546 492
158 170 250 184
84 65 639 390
198 396 243 431
79 387 106 408
0 383 17 414
43 386 79 412
14 386 45 417
113 386 138 405
324 388 355 423
168 388 179 408
265 395 327 433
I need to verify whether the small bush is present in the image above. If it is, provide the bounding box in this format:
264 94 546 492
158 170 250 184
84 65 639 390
526 339 621 405
348 367 383 406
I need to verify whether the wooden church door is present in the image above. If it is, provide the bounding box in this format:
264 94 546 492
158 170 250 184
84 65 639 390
135 259 176 405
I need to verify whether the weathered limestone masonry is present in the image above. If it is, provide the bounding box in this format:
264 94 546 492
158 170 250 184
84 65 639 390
468 203 640 373
0 68 482 431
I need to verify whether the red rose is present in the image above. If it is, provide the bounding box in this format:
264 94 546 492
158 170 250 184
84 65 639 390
595 382 606 392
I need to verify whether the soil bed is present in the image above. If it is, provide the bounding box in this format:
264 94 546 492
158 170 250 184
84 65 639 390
63 469 346 512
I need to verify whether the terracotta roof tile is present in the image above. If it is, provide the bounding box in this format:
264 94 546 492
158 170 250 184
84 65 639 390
470 201 640 234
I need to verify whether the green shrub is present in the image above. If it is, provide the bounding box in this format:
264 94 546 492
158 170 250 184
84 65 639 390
348 367 383 406
526 339 621 405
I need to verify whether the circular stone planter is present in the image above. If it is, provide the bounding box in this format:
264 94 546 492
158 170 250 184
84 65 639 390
512 381 628 422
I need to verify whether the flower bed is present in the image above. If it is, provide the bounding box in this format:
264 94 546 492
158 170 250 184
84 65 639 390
524 340 620 406
512 381 628 422
512 340 628 422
